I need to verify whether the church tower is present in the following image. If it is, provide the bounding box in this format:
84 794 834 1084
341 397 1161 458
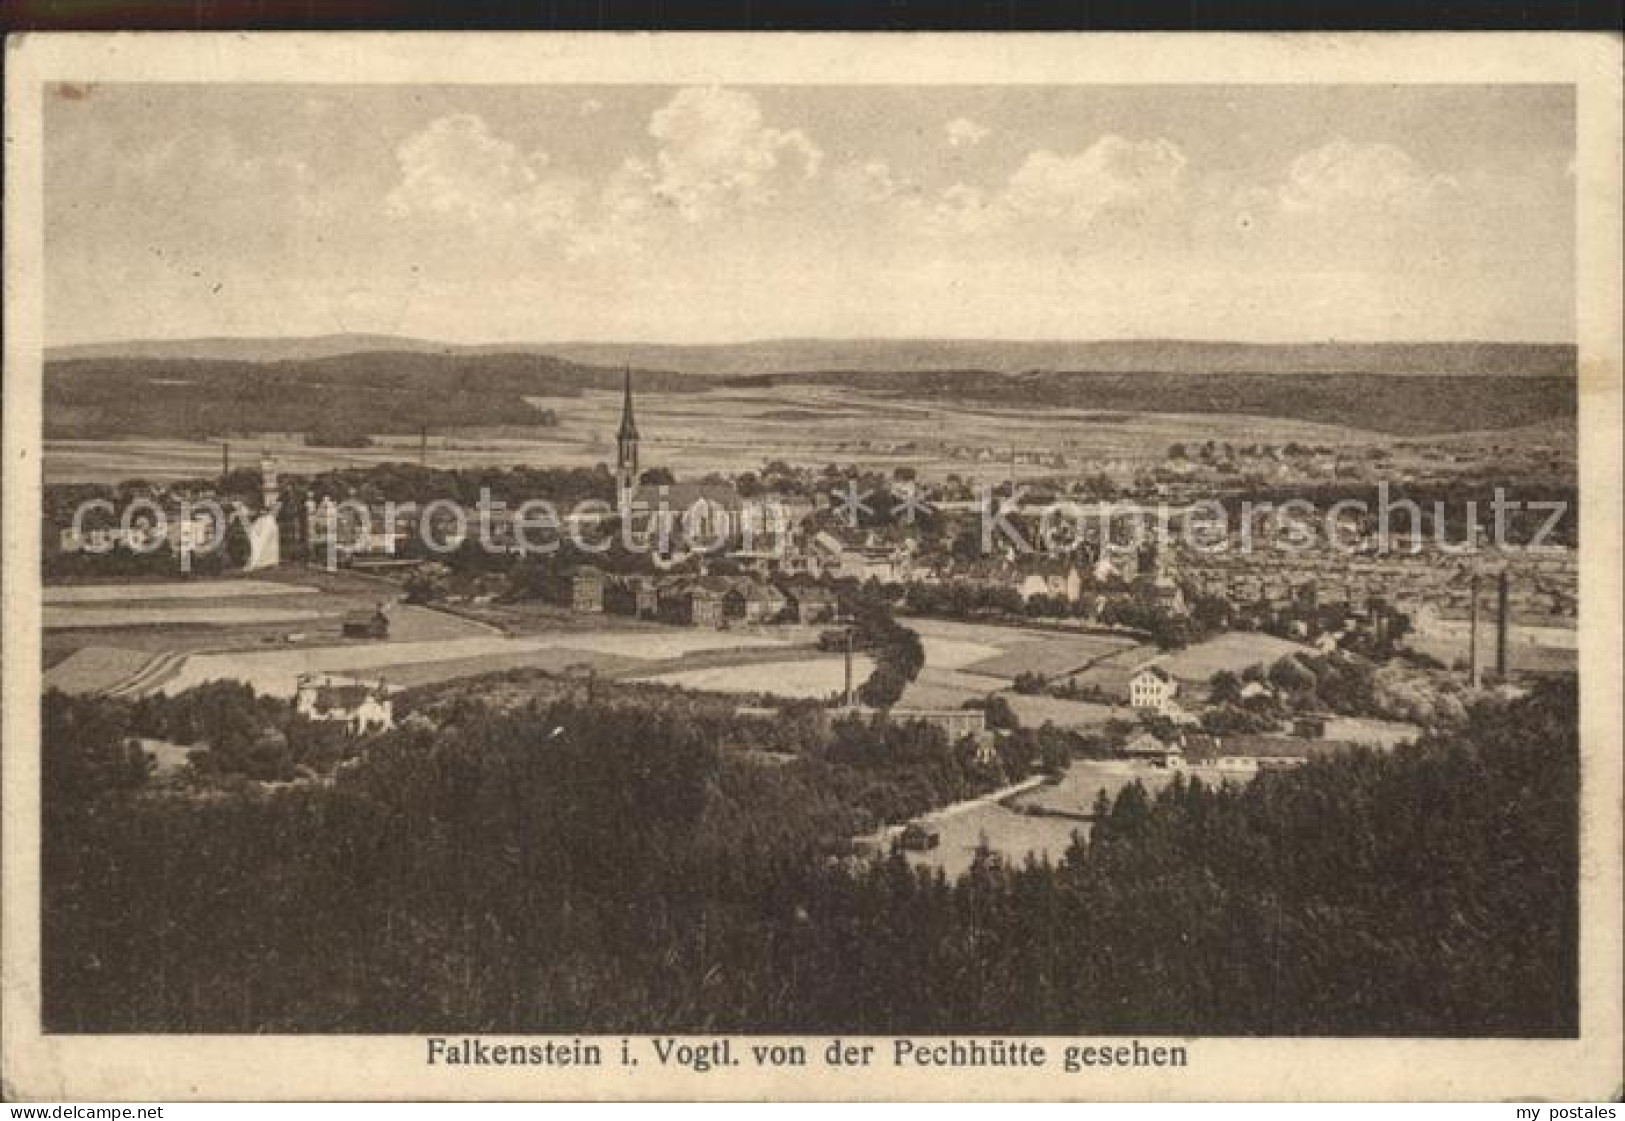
616 367 639 510
259 452 279 512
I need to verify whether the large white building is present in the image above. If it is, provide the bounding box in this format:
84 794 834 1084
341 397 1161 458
243 454 281 570
294 673 395 734
1129 664 1179 712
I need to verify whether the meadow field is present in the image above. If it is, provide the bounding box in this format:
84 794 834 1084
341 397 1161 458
46 605 330 629
891 618 1321 724
1001 693 1127 729
44 580 313 603
1013 760 1250 818
365 648 648 690
44 384 1382 486
156 630 795 698
41 574 531 695
1321 716 1421 749
905 618 1143 678
42 646 157 695
40 576 492 692
39 572 849 701
959 633 1143 680
1154 631 1314 682
895 802 1085 879
42 574 427 693
897 667 1010 710
636 655 876 701
1406 627 1579 676
891 619 1137 716
887 758 1291 877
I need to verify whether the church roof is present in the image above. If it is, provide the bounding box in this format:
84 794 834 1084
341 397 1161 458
627 482 743 512
309 684 376 712
663 575 732 599
778 579 836 600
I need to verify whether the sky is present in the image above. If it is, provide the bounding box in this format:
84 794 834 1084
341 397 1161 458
44 83 1575 346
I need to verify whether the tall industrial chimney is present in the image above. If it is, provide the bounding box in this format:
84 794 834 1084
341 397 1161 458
844 628 855 709
419 424 428 467
221 441 230 480
1496 569 1512 680
1468 571 1482 690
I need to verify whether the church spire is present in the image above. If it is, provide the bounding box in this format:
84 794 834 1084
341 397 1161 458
615 366 639 507
617 365 638 440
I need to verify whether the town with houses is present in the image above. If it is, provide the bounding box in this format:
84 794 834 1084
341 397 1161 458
43 365 1579 875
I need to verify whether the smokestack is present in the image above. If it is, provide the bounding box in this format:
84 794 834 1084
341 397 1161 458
221 441 230 479
1469 571 1482 690
1496 569 1511 680
420 424 428 467
844 628 855 708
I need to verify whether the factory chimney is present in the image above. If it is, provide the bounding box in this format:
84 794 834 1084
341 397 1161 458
221 441 230 480
844 628 855 709
1496 569 1512 680
1468 571 1482 690
419 424 428 467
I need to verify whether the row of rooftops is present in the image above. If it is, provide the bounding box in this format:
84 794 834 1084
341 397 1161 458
295 671 392 704
574 566 838 604
1123 730 1357 765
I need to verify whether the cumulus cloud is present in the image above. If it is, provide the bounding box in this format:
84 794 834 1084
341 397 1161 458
645 87 822 221
1274 138 1458 213
945 117 990 148
905 183 999 237
834 159 907 203
384 93 824 257
385 113 582 237
892 134 1188 239
1002 136 1187 225
565 158 661 258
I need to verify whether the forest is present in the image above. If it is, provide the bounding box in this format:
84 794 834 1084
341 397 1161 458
41 675 1576 1037
43 351 695 440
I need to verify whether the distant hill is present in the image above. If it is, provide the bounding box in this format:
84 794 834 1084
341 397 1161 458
43 351 690 441
511 339 1578 379
49 334 476 365
49 336 1576 379
753 368 1575 436
49 333 661 367
43 337 1577 439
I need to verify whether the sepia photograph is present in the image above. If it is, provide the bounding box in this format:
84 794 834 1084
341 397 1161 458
3 32 1620 1102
